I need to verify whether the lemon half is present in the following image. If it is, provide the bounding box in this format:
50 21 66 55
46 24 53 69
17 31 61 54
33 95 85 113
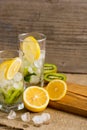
46 79 67 101
23 86 49 112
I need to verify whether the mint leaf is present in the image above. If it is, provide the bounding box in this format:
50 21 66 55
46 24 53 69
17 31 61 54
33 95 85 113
24 73 36 82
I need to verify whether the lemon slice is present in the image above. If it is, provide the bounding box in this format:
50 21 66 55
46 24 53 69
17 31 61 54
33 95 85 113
0 60 12 80
22 36 40 63
46 79 67 101
23 86 49 112
6 57 22 80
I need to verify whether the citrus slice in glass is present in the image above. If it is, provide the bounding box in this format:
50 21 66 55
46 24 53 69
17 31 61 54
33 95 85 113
6 57 22 80
22 36 40 63
0 60 12 80
46 79 67 101
23 86 49 112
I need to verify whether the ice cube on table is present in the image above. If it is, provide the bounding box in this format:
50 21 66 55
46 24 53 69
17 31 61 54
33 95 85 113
21 112 30 122
32 115 43 127
41 113 51 124
32 113 50 127
7 110 16 119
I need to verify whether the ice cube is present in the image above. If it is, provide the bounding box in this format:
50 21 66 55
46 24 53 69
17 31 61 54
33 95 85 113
30 75 40 84
9 80 14 85
32 115 43 127
34 60 42 68
41 50 45 59
23 56 30 66
41 113 51 124
13 82 19 89
28 67 33 73
7 110 16 119
21 112 30 122
13 72 23 82
35 68 41 75
0 80 8 87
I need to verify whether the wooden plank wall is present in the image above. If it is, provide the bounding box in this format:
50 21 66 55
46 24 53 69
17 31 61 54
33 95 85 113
0 0 87 73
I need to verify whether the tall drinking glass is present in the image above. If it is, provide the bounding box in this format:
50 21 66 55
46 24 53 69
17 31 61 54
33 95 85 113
0 50 24 112
19 32 46 87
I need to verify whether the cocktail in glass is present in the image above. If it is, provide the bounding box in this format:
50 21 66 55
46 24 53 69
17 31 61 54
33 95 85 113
19 32 46 87
0 50 24 112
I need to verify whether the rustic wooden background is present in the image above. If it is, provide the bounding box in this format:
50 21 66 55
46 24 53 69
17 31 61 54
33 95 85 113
0 0 87 73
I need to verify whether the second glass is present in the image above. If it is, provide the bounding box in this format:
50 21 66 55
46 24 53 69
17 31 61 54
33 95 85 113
0 50 24 112
19 32 46 87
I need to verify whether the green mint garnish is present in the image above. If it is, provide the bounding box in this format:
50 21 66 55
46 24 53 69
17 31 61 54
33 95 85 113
24 73 36 82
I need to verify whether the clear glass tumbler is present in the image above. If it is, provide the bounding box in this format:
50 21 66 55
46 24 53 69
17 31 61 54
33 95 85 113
19 32 46 87
0 50 24 112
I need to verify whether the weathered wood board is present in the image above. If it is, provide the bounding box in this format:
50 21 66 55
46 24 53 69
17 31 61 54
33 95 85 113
0 0 87 73
49 82 87 117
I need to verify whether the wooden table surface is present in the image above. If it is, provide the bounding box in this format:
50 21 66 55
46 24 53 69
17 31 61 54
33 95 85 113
0 74 87 130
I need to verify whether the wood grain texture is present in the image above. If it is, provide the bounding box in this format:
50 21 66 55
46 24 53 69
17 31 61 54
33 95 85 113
49 82 87 117
0 0 87 73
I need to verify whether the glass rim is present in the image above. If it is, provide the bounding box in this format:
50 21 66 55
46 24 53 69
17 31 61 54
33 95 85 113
18 32 46 42
0 50 23 58
0 50 22 53
0 50 23 56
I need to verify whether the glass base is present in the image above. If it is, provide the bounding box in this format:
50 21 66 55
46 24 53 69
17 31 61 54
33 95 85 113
25 82 44 88
24 79 44 88
0 103 24 113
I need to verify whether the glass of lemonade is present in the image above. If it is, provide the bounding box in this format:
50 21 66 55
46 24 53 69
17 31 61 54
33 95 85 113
0 50 24 112
19 32 46 87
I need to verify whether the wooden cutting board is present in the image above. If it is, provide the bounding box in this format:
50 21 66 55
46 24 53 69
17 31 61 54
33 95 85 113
49 82 87 117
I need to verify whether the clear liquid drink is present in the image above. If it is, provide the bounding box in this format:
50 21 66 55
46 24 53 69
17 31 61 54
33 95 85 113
0 50 24 112
19 32 46 87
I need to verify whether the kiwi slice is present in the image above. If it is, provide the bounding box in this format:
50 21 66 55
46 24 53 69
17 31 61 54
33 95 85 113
44 63 57 74
44 73 67 83
1 87 15 100
1 87 23 104
7 88 23 104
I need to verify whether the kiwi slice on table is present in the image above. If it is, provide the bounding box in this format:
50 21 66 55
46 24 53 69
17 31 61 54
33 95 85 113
44 73 67 83
44 63 57 74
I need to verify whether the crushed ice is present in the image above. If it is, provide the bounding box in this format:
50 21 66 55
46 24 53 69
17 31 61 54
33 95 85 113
21 112 30 122
7 110 16 119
